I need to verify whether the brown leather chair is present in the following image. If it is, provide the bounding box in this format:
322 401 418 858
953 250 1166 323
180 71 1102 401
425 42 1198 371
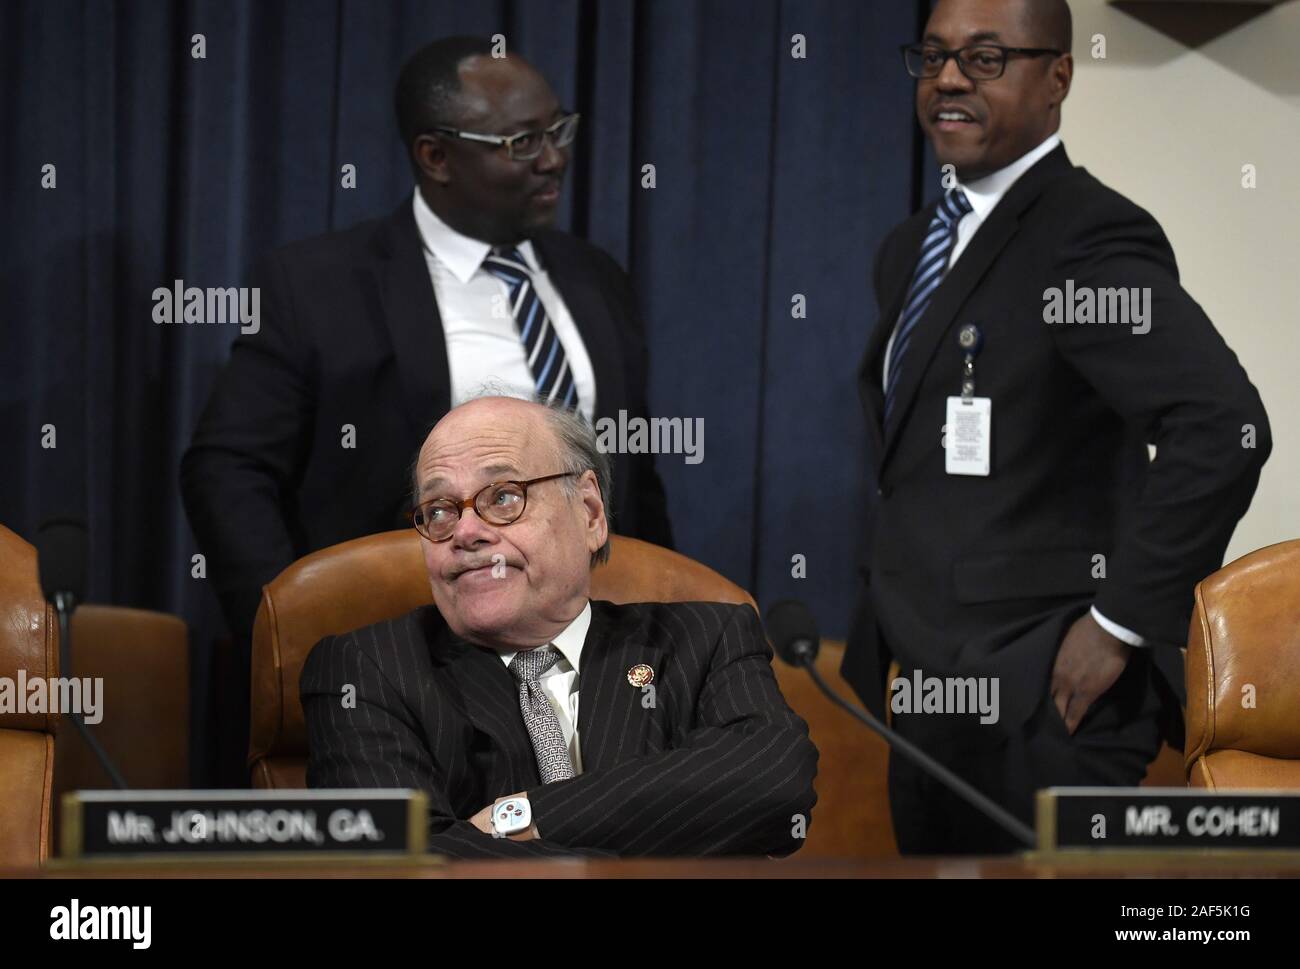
249 532 756 790
786 644 894 855
249 530 896 857
0 525 59 867
1185 539 1300 789
51 605 189 850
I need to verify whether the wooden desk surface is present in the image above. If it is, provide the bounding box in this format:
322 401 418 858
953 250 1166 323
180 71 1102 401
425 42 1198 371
8 852 1300 879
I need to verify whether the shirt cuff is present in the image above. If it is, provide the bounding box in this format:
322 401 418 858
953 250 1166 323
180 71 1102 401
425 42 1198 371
1090 605 1147 647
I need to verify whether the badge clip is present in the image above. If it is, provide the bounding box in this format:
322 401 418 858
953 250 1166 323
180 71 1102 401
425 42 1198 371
957 323 983 402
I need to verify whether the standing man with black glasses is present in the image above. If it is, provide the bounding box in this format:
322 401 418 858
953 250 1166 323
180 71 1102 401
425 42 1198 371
182 36 673 784
840 0 1269 853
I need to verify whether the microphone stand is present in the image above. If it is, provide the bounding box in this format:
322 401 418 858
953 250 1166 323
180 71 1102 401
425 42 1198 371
54 592 127 789
788 636 1035 849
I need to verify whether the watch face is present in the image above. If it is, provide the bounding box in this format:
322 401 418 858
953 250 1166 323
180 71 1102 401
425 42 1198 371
500 800 524 821
494 798 530 835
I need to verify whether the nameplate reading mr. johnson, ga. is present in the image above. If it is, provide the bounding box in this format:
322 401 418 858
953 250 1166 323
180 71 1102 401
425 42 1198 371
61 790 427 859
1037 788 1300 852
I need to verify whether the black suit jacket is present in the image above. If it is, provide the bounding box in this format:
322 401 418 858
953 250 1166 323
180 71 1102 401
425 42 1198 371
300 600 819 858
180 196 673 642
841 146 1270 740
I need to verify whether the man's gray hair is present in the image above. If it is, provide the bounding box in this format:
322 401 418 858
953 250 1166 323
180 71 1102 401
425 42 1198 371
542 401 613 566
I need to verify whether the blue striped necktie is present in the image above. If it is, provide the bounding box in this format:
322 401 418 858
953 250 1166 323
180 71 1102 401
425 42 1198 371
481 246 578 409
883 187 972 423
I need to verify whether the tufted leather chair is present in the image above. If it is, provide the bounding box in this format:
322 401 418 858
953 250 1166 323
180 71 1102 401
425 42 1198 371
248 532 755 790
0 525 59 867
248 530 901 856
1185 539 1300 789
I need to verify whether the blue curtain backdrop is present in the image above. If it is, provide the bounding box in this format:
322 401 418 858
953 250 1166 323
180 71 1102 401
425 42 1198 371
2 0 932 777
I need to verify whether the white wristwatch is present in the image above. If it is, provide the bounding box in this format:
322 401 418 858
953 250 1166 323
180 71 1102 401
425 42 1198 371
490 795 532 837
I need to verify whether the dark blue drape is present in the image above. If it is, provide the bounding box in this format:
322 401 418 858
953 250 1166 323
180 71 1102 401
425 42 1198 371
2 0 929 776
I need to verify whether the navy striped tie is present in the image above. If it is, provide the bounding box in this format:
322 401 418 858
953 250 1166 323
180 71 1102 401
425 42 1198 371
481 247 578 409
883 188 972 424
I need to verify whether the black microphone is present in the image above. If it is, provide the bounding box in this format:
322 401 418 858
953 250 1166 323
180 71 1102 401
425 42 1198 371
35 518 87 615
765 599 1034 849
35 519 128 790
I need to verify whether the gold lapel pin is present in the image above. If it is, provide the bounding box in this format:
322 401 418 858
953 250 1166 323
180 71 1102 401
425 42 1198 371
626 663 654 688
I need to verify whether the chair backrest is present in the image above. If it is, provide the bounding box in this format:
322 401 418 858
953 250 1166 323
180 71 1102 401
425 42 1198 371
1186 539 1300 789
0 525 59 867
249 532 755 789
51 606 189 826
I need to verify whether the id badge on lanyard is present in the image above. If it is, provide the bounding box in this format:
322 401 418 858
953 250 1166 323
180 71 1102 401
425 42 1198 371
945 323 991 477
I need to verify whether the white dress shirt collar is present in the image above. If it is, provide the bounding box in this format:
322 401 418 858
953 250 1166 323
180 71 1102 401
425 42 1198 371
411 189 540 285
957 132 1062 223
498 600 591 673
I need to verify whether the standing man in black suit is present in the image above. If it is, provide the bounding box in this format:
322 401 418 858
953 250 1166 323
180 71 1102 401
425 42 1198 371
302 395 817 857
181 38 673 779
840 0 1270 854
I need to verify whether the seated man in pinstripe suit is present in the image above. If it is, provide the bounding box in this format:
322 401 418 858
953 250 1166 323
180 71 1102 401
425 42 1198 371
301 395 818 857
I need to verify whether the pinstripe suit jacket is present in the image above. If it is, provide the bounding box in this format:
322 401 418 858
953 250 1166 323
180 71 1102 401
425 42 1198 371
301 599 819 858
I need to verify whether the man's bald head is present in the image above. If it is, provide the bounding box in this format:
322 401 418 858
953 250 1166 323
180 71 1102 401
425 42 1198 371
412 398 612 565
411 396 610 651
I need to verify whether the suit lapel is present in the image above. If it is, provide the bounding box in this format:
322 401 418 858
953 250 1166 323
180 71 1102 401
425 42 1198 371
441 630 539 792
859 215 930 466
373 193 452 435
576 601 662 773
533 233 623 419
879 145 1074 471
442 602 662 786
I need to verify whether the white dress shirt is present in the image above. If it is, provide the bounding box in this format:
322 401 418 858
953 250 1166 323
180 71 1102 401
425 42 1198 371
498 601 590 774
412 191 597 421
879 135 1146 647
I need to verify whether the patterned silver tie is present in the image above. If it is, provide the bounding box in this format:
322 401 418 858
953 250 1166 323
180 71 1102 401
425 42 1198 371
508 645 576 783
